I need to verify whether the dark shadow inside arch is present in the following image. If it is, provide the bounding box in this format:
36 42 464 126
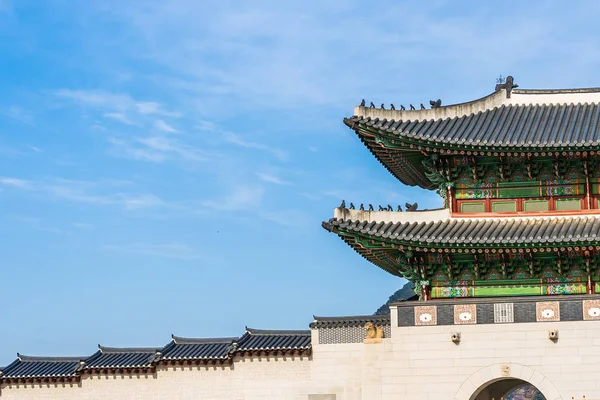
471 378 546 400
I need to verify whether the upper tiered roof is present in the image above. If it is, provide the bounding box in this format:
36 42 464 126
348 80 600 188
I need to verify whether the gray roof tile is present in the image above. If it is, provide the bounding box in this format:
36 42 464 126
310 315 390 329
326 216 600 246
236 328 311 352
160 336 235 360
84 346 161 369
348 102 600 149
1 355 85 379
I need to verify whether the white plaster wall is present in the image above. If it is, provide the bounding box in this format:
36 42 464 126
333 207 450 224
4 320 600 399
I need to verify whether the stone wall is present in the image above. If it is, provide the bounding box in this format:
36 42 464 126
4 297 600 399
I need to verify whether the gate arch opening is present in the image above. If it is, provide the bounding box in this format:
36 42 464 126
471 378 546 400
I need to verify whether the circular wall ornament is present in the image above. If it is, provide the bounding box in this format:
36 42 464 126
541 309 554 319
419 313 432 323
588 307 600 318
459 312 472 322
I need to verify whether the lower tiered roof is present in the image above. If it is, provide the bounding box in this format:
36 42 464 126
323 207 600 281
325 214 600 247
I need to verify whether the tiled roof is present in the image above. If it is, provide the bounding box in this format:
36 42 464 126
2 327 313 379
161 336 236 361
83 346 161 369
310 315 390 329
325 215 600 247
1 355 84 379
348 102 600 150
235 328 311 352
346 88 600 188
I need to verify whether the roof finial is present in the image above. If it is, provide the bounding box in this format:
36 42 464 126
429 99 442 108
405 202 418 211
495 75 518 98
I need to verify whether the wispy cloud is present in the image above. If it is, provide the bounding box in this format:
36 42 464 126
1 176 165 211
72 222 95 230
223 132 286 160
154 119 178 133
26 145 42 153
7 214 69 235
136 102 182 117
45 182 163 210
0 177 32 189
55 89 181 122
3 106 34 125
201 186 264 211
107 135 208 163
104 112 137 125
259 209 314 228
256 172 290 185
104 242 203 260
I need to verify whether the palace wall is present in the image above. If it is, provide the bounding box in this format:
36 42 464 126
4 298 600 399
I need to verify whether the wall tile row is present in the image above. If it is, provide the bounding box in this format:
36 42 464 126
398 299 600 327
317 325 392 344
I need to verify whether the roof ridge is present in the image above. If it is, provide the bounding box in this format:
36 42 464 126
514 87 600 95
312 315 389 321
245 327 310 336
17 354 85 362
98 345 161 354
171 335 237 345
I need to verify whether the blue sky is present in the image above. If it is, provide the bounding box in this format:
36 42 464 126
1 0 600 364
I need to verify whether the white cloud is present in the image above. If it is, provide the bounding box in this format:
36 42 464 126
154 119 178 133
107 136 167 162
223 132 286 160
26 145 42 153
201 186 264 211
137 136 206 161
107 135 208 163
4 106 34 125
136 101 182 117
259 209 314 228
104 112 137 125
8 214 69 235
0 177 32 189
256 172 290 185
195 120 216 131
56 89 181 120
72 0 600 120
0 175 165 211
72 222 95 230
104 242 202 260
299 192 320 201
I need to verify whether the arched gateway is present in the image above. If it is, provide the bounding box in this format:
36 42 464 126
472 379 545 400
453 364 560 400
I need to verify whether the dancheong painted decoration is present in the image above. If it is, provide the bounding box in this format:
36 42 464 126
323 77 600 299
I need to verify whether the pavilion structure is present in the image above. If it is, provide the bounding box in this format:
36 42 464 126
323 77 600 301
